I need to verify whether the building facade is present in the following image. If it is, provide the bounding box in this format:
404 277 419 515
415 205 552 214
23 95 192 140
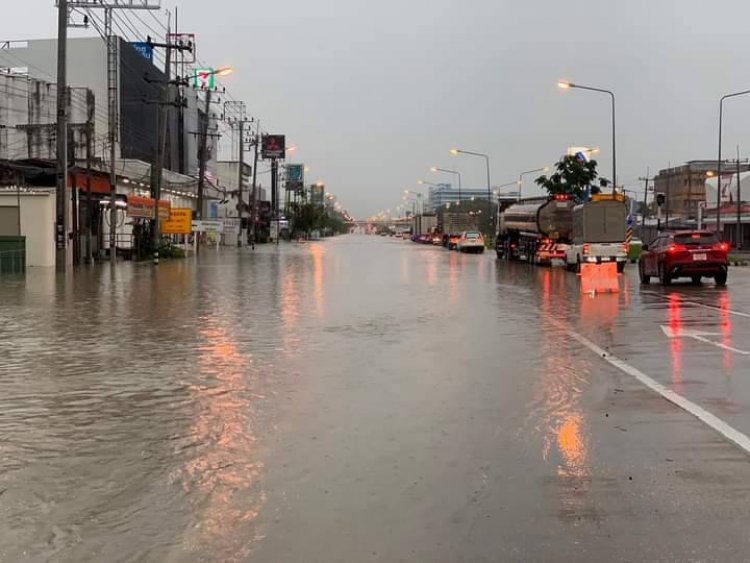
653 160 750 218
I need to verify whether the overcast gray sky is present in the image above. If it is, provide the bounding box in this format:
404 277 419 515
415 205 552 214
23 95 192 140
6 0 750 218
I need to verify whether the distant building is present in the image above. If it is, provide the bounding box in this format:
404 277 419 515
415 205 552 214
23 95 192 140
653 160 750 218
427 184 494 211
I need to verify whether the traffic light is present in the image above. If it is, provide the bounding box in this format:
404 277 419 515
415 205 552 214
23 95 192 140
656 193 665 207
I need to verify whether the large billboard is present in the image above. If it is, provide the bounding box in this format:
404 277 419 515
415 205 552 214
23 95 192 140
262 135 286 160
286 163 305 191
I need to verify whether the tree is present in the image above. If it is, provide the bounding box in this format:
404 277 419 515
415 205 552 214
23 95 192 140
535 155 599 201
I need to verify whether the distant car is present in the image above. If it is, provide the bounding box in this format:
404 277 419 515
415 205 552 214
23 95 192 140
447 233 461 250
431 234 443 246
457 231 485 254
639 231 729 286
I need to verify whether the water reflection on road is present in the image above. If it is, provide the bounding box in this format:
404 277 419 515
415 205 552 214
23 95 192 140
2 237 750 561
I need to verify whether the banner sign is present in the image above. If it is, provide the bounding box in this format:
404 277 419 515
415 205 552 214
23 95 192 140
262 135 286 159
127 196 170 220
192 220 224 233
161 208 193 234
130 42 153 62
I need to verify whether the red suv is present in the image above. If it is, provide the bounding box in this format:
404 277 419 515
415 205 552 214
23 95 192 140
639 231 729 286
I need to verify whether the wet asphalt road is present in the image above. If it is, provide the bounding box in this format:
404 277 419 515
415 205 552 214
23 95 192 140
2 236 750 562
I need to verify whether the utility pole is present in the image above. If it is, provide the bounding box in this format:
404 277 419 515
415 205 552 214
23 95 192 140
85 94 94 265
237 118 245 247
195 87 212 255
665 162 671 228
106 8 118 264
271 157 279 244
224 101 248 247
249 121 260 249
55 0 69 272
66 0 162 265
638 169 651 227
146 34 191 265
737 147 743 250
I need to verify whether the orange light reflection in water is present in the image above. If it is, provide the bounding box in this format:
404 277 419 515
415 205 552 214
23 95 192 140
668 293 684 392
181 321 264 561
720 291 733 370
534 269 591 516
426 255 438 286
447 252 460 303
309 243 326 318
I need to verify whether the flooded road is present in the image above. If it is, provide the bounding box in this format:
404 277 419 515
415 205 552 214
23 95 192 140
2 236 750 561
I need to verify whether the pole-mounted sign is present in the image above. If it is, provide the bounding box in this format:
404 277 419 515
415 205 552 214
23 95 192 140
262 135 286 160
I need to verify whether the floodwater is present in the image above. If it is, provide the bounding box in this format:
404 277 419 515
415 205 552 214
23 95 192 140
2 236 750 562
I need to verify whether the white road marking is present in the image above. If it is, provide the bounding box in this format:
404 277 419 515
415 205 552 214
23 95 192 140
641 290 750 319
551 319 750 455
660 325 750 356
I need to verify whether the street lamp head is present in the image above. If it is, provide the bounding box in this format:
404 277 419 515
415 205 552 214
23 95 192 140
706 171 715 177
543 166 550 172
216 66 234 77
558 80 573 90
450 149 460 156
430 167 438 173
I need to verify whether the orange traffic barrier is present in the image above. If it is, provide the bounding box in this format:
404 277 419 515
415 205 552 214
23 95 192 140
580 262 620 294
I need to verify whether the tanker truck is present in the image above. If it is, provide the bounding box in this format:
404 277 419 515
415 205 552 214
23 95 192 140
495 195 575 264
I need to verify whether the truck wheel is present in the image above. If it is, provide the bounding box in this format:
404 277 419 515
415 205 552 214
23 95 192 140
575 257 582 274
617 262 626 274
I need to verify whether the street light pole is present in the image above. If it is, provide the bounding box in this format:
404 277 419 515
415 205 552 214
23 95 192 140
517 167 548 201
717 90 750 238
450 149 491 203
558 81 616 192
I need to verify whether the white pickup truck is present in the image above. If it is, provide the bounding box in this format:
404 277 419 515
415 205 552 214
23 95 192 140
565 196 629 273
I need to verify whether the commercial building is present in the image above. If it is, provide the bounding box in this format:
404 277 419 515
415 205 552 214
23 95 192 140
653 160 750 218
427 184 494 211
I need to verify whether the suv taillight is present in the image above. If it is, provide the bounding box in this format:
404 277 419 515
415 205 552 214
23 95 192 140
713 242 730 253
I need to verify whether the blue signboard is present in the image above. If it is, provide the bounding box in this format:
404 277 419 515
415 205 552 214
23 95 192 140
131 42 154 62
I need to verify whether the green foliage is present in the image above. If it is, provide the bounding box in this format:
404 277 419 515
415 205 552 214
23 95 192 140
535 155 599 201
288 203 350 238
159 238 186 259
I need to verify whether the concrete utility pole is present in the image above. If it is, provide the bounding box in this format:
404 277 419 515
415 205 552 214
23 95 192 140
55 0 69 272
237 118 245 247
196 87 211 222
638 169 652 227
85 94 94 265
250 120 260 249
146 34 191 264
66 0 161 265
224 101 248 247
736 147 744 250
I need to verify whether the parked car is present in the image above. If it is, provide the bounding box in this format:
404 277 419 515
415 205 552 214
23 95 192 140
638 231 729 286
457 231 485 254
